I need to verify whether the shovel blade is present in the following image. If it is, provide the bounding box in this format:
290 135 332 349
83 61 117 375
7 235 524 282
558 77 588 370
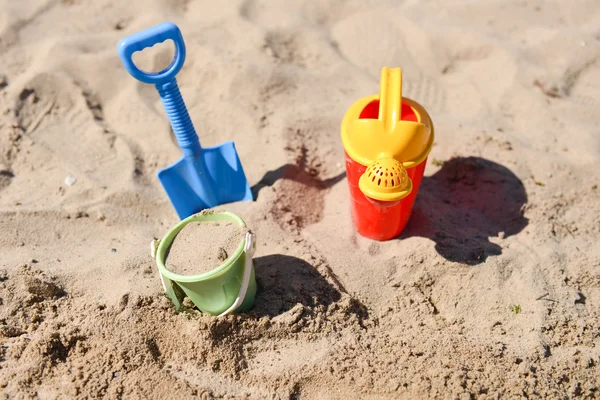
157 141 252 219
203 141 253 205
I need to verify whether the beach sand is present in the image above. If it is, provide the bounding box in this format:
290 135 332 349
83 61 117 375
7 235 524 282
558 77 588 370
1 0 599 398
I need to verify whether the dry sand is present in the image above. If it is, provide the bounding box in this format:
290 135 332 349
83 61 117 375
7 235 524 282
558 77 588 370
1 0 600 398
165 221 246 276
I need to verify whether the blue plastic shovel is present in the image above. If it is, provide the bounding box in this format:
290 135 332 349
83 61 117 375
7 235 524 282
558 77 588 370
117 22 252 219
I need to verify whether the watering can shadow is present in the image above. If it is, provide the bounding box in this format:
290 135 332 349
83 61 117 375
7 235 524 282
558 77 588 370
401 157 529 265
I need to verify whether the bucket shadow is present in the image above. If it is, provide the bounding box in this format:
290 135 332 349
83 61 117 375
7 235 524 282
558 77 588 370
402 157 528 265
251 164 346 201
251 254 342 317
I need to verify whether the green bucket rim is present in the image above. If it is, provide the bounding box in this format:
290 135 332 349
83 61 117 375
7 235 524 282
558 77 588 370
155 211 248 283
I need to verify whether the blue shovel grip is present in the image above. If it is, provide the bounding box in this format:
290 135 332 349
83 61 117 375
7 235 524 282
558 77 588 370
117 22 200 154
157 80 200 154
117 22 186 85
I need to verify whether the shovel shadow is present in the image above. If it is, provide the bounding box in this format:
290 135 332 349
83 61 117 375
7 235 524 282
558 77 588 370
251 164 346 200
251 254 342 318
402 156 529 265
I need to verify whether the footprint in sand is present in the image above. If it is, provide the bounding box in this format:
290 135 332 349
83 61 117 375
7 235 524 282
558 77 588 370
1 72 143 207
0 169 15 192
330 8 437 76
246 339 330 376
331 8 447 114
560 49 600 125
437 31 518 113
239 0 300 30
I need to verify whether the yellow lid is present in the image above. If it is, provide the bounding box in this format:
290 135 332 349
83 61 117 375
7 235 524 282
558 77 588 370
358 156 412 202
340 67 434 169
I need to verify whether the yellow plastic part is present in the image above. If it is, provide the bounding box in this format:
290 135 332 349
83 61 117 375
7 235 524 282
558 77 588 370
358 156 413 202
340 67 434 169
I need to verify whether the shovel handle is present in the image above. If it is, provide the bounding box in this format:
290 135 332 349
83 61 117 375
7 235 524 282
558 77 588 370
118 22 201 154
117 22 186 85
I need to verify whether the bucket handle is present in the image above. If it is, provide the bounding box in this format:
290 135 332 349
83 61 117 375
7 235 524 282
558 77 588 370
151 239 167 291
218 231 256 317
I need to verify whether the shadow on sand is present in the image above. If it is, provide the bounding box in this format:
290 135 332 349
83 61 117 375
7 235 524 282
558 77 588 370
402 156 528 265
251 254 342 318
251 163 346 200
245 157 526 318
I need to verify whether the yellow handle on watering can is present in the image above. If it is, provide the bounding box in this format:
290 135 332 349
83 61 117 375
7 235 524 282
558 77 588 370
379 67 403 134
344 68 431 168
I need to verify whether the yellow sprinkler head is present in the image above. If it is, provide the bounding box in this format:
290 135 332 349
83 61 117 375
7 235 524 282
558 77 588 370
358 156 412 202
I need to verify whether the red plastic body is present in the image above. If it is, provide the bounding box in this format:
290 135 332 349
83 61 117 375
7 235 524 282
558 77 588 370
344 100 428 241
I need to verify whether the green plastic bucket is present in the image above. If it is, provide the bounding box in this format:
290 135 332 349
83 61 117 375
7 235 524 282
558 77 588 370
152 211 257 316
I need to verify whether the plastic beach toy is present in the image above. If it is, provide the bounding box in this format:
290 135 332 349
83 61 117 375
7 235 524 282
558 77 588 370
151 211 257 316
117 22 252 220
341 67 434 241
